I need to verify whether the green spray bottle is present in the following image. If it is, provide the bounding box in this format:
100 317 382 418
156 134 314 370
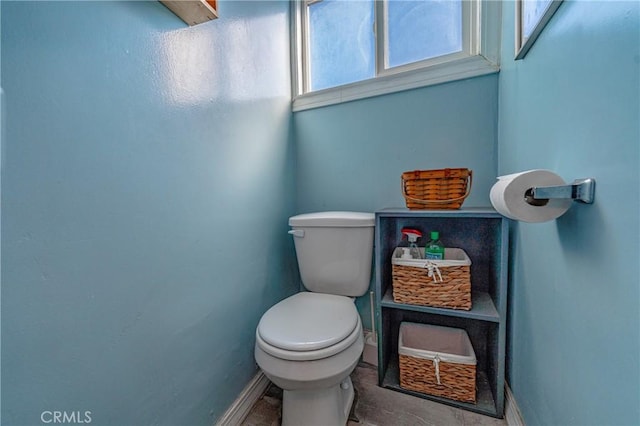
425 231 444 260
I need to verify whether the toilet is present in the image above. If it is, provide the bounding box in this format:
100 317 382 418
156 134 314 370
254 211 375 426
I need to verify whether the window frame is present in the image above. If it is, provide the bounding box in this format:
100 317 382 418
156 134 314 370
291 0 501 112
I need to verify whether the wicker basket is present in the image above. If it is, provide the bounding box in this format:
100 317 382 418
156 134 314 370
392 248 471 310
401 168 472 210
399 322 476 403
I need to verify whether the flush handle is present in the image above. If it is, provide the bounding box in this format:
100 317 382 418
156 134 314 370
288 229 305 238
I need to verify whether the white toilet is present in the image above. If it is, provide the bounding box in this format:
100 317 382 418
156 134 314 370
254 211 375 426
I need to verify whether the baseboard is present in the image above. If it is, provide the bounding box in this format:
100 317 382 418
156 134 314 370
505 383 526 426
215 370 271 426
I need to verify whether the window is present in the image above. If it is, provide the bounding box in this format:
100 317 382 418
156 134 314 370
515 0 563 59
292 0 501 111
307 0 375 91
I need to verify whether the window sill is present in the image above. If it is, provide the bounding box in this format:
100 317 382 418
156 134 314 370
291 54 499 112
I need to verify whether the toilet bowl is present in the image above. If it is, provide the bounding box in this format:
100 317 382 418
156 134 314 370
254 212 375 426
255 292 364 426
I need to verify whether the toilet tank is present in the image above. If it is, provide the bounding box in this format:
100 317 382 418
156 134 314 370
288 212 375 297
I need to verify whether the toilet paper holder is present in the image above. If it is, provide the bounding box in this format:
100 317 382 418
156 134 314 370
525 178 596 206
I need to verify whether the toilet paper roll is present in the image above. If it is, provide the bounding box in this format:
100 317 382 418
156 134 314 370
490 170 572 223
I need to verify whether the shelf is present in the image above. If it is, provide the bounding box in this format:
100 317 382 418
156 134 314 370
381 355 500 418
376 207 503 218
375 209 508 418
160 0 218 26
381 288 500 323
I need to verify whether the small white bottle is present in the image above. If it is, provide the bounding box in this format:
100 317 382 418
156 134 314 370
401 228 423 259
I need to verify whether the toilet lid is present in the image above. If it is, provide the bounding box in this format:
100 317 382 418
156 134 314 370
257 292 359 352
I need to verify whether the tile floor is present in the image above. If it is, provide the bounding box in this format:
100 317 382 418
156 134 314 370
242 363 507 426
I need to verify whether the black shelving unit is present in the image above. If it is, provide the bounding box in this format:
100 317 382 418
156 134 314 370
374 208 509 418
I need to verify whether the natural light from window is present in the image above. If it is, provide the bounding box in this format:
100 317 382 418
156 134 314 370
386 0 462 68
292 0 501 111
308 0 375 91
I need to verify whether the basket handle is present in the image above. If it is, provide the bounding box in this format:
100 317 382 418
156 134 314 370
424 261 443 282
401 171 473 205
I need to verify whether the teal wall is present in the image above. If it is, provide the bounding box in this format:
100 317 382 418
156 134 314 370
294 75 499 328
294 75 498 213
1 1 297 425
2 1 639 425
498 1 640 425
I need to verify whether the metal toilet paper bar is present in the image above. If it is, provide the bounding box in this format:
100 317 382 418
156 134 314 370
525 178 596 206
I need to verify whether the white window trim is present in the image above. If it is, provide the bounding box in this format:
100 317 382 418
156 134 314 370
291 0 501 112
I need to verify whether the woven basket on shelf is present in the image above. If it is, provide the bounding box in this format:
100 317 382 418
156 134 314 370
399 354 477 403
401 168 472 210
398 322 477 404
392 248 472 310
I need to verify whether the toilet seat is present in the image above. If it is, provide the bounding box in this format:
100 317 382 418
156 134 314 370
256 292 361 361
